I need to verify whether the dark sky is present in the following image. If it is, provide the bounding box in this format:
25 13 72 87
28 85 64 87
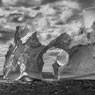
77 0 95 9
42 0 95 9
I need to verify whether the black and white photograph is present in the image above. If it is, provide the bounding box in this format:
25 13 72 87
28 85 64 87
0 0 95 95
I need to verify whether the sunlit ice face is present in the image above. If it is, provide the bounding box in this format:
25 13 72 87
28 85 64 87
83 7 95 28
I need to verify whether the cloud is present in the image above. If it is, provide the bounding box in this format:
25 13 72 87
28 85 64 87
54 0 81 10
